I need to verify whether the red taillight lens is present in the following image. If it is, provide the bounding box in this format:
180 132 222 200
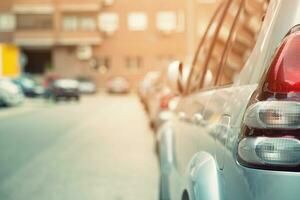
238 27 300 170
160 94 174 110
264 32 300 93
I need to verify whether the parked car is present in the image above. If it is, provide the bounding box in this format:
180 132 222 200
77 77 97 94
139 70 171 128
140 63 188 130
0 78 24 107
138 71 161 106
106 77 130 94
147 86 174 129
155 0 300 200
46 79 80 102
13 75 45 97
152 93 180 130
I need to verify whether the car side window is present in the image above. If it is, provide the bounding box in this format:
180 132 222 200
200 0 243 89
217 0 269 86
186 2 226 94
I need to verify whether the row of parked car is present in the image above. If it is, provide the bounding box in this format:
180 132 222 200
139 0 300 200
0 74 132 107
139 70 178 130
0 75 98 107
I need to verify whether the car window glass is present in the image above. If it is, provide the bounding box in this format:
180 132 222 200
186 2 225 94
217 0 269 86
200 0 242 89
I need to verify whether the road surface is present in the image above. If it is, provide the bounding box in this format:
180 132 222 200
0 94 159 200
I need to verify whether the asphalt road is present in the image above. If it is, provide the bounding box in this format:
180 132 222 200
0 94 159 200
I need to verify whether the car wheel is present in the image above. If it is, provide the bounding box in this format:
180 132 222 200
150 121 156 130
75 96 80 101
53 96 60 102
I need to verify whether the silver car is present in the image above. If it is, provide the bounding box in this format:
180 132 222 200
0 78 24 107
157 0 300 200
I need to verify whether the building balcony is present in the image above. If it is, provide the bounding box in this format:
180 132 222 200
12 2 54 14
58 0 103 12
13 30 102 47
58 32 102 46
14 30 55 47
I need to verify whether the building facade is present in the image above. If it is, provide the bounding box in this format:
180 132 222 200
0 0 218 88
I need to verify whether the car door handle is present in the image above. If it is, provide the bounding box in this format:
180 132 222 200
216 115 231 143
178 112 193 123
192 113 207 126
179 112 206 126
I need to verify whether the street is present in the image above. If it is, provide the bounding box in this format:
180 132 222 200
0 94 159 200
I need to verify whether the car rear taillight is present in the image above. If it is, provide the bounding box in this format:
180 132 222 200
160 94 174 110
237 26 300 170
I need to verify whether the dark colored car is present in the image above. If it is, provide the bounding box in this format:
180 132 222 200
13 75 45 98
46 79 80 101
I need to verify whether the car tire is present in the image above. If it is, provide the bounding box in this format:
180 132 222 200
181 190 190 200
150 121 156 130
75 96 80 101
53 96 60 102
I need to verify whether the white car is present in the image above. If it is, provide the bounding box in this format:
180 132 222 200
106 77 130 94
138 71 161 104
78 81 97 94
0 78 24 107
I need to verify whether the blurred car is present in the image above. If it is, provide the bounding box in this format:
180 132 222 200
106 77 130 94
46 79 80 101
13 75 45 97
139 70 177 130
152 93 179 129
0 78 24 107
77 77 97 94
147 87 175 129
138 71 161 105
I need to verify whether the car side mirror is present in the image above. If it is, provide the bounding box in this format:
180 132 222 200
167 61 189 95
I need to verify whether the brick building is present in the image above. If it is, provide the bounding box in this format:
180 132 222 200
0 0 219 88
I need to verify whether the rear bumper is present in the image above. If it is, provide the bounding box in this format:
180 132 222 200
55 93 79 98
223 159 300 200
52 90 80 98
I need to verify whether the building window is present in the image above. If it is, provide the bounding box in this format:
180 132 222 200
62 16 96 31
156 11 185 33
17 14 53 30
0 14 16 32
98 56 111 73
98 12 119 34
126 56 142 72
127 12 148 31
80 17 96 31
62 16 78 31
102 0 114 6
